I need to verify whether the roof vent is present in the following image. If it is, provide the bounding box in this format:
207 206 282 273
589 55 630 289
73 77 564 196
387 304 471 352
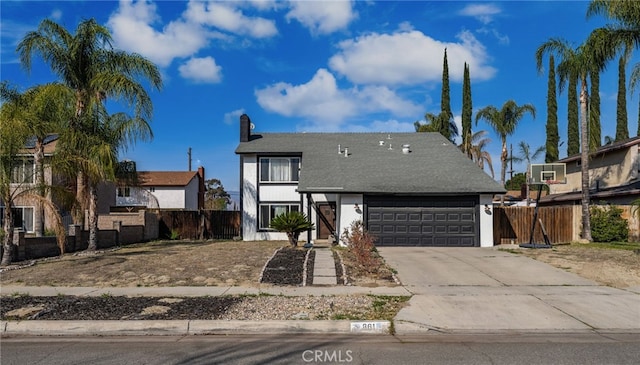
402 144 411 154
344 147 349 157
388 144 393 150
379 140 385 146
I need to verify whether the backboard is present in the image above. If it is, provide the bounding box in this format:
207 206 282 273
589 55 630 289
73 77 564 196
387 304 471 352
530 163 566 185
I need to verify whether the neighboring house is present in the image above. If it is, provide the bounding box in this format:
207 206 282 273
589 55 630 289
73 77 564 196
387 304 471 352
235 115 505 247
541 137 640 205
112 167 205 210
1 134 65 233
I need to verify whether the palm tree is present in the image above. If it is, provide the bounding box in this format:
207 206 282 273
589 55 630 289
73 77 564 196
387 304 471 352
475 100 536 201
587 1 640 138
269 211 315 247
0 83 73 237
468 130 494 178
510 142 545 206
17 18 162 249
0 84 68 265
536 38 605 242
422 111 458 143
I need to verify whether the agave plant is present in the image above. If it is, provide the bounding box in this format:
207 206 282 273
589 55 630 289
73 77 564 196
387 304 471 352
269 211 315 247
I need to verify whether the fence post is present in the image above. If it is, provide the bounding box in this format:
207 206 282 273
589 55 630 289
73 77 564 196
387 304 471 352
68 224 81 252
12 228 25 261
113 221 122 246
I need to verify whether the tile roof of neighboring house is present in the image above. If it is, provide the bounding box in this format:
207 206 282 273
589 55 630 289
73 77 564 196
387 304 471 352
557 136 640 163
21 134 59 154
540 180 640 204
137 171 198 187
236 132 505 194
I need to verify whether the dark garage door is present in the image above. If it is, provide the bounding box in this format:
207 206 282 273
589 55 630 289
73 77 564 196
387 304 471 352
366 196 479 247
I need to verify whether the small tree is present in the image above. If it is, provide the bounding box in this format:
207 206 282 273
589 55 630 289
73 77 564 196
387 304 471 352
269 211 314 247
204 178 230 210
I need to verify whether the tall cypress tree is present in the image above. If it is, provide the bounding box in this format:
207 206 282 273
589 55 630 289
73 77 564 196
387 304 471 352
616 56 629 141
462 62 472 157
545 55 559 162
441 48 452 118
567 73 580 156
590 70 601 150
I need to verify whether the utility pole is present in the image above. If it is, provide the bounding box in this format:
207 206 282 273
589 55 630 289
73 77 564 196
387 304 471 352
188 147 192 171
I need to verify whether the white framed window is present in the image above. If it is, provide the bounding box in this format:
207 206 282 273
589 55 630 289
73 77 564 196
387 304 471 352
117 187 131 197
0 206 34 233
259 203 300 230
259 157 300 182
11 158 35 184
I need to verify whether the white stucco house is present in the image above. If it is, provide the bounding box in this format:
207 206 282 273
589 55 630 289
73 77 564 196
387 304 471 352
235 115 505 247
114 168 205 210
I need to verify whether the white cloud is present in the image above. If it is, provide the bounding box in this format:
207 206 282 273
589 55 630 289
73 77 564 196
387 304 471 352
178 57 222 83
224 108 246 125
255 68 421 129
329 29 496 86
285 0 357 35
107 0 277 69
458 3 501 25
368 119 416 132
50 9 63 21
108 0 210 67
184 1 277 38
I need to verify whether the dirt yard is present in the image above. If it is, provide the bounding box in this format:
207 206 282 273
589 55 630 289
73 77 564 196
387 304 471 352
0 240 284 287
2 240 638 290
512 243 640 289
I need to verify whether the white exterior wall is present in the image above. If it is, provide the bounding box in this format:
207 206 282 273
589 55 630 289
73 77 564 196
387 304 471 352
153 187 186 209
479 194 494 247
337 194 363 246
241 155 260 240
241 155 300 241
183 178 199 210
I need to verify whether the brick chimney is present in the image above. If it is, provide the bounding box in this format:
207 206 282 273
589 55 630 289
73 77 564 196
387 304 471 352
197 166 205 210
240 114 251 142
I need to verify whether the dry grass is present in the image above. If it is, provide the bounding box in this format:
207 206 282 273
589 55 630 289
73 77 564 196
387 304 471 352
513 243 640 289
0 240 284 287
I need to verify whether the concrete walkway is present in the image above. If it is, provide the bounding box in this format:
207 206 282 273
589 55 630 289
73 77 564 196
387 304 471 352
311 246 337 285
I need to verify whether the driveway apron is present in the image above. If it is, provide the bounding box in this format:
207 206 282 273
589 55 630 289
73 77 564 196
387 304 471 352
377 247 640 334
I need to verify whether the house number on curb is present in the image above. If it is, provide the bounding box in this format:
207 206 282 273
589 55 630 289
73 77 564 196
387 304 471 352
350 321 389 333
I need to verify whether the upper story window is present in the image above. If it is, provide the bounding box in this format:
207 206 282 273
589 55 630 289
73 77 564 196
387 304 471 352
117 187 131 197
260 157 300 183
11 158 35 184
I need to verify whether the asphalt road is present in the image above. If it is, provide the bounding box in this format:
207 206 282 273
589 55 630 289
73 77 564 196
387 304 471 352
2 333 639 365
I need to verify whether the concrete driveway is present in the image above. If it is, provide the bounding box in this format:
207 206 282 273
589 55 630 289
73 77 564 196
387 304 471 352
377 246 640 334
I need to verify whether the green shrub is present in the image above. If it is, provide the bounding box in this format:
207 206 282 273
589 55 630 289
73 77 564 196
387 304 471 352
590 205 629 242
269 211 314 247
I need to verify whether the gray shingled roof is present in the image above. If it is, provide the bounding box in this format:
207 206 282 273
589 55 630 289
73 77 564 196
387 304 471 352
236 132 505 194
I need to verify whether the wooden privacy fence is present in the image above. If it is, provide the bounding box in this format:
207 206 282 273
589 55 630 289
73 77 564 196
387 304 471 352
493 206 573 245
157 210 241 240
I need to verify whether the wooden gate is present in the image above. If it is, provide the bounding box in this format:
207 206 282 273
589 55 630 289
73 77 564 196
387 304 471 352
493 206 573 245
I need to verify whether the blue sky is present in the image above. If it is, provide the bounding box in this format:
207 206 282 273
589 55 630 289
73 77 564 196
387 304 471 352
2 0 639 194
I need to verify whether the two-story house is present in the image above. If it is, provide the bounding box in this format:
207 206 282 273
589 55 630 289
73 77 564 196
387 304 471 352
542 137 640 205
235 114 505 247
1 134 65 234
110 168 206 210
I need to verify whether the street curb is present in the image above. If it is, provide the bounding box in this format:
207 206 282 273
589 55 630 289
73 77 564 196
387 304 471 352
1 320 392 336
